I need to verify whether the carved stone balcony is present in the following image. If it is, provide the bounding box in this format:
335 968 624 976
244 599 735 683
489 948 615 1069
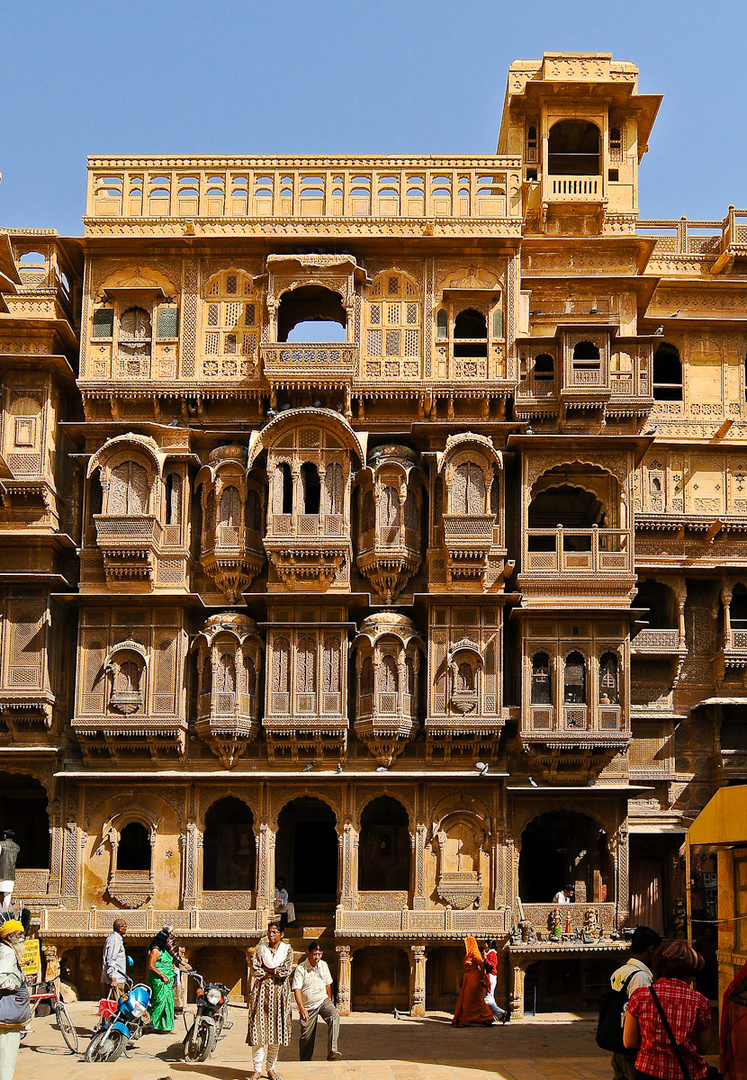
354 691 419 766
0 689 55 735
35 905 265 938
261 343 357 387
357 524 422 602
107 870 155 909
521 702 630 779
442 514 497 584
71 711 187 762
519 902 618 936
546 175 603 202
202 524 265 601
521 526 634 605
94 514 162 587
195 691 259 768
718 628 747 671
264 514 350 590
631 627 687 658
336 905 510 938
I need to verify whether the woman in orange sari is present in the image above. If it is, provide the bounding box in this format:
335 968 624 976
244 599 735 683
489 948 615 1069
452 936 494 1026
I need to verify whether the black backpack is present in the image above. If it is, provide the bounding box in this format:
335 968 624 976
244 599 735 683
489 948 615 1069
596 970 636 1052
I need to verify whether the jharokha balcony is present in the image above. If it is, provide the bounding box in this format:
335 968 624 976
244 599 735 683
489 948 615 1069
520 526 634 606
94 514 163 587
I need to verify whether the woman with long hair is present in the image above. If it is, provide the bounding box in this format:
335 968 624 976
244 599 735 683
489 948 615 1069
451 936 494 1027
623 940 711 1080
147 925 191 1034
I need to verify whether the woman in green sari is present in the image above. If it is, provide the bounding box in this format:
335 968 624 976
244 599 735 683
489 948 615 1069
147 927 191 1033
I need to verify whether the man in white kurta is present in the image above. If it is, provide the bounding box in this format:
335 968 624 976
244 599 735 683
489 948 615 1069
292 942 341 1061
0 920 28 1080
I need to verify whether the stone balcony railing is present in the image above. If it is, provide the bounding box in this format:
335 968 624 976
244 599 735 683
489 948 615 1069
525 703 626 739
261 343 357 383
631 628 686 656
94 514 163 548
547 175 602 200
14 869 51 898
336 906 510 937
35 906 265 938
518 902 618 935
524 527 632 575
86 158 523 227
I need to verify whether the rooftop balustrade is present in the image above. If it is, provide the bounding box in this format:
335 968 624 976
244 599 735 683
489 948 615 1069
85 158 523 230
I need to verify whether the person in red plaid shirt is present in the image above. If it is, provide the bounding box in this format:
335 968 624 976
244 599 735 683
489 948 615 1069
623 940 711 1080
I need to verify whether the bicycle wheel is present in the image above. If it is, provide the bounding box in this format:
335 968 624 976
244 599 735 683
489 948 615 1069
55 1001 79 1053
84 1027 126 1063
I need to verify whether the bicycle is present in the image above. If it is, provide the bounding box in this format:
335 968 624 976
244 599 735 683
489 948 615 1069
21 980 79 1054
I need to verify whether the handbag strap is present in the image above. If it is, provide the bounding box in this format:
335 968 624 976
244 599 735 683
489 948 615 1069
649 984 691 1080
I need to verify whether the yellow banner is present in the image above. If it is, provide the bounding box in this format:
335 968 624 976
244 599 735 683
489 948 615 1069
20 937 40 979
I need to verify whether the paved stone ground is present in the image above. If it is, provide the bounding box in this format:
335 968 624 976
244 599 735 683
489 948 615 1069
13 1002 720 1080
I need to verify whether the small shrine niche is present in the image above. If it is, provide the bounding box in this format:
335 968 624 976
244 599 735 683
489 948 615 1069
355 444 425 602
192 613 264 767
352 612 424 765
197 444 265 601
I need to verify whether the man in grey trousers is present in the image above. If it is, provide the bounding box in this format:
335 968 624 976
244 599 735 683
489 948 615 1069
291 942 341 1061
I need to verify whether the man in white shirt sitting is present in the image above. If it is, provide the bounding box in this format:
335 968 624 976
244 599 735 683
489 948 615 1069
291 941 341 1061
551 885 574 904
274 877 296 929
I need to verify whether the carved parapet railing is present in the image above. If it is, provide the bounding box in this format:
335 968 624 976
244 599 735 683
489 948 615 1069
94 514 163 586
107 870 155 908
524 527 632 575
261 343 357 384
546 175 602 201
14 870 51 898
71 713 188 761
35 906 264 937
719 629 747 670
631 628 686 657
357 527 422 603
86 158 524 230
357 891 409 911
264 518 350 590
336 905 510 937
524 703 627 742
441 514 497 584
518 902 618 935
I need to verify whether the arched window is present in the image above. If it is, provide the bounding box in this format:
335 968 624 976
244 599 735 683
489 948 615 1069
325 462 344 515
107 460 150 515
653 343 682 401
296 637 316 693
381 486 400 528
118 307 152 377
360 656 373 697
216 653 236 695
531 652 551 705
273 637 290 694
273 463 293 515
453 309 487 359
599 653 619 703
204 271 257 357
572 341 601 379
564 651 586 704
405 655 415 697
301 463 321 514
323 637 341 694
205 490 216 533
379 655 399 694
362 491 375 532
366 272 421 365
436 308 448 339
117 822 151 871
279 285 346 343
219 485 241 528
452 461 486 515
201 655 212 696
534 353 555 383
164 472 181 525
548 120 601 175
244 654 256 696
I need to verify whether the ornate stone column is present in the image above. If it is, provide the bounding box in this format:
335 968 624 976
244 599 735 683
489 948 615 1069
256 823 275 925
182 823 199 909
413 824 427 909
340 822 357 909
335 945 352 1016
62 822 80 906
409 945 427 1017
510 957 526 1019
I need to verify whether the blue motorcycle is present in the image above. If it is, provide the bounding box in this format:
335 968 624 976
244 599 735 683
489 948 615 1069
84 981 151 1062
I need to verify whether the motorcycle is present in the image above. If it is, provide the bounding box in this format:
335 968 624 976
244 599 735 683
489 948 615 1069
182 971 231 1062
84 980 151 1062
